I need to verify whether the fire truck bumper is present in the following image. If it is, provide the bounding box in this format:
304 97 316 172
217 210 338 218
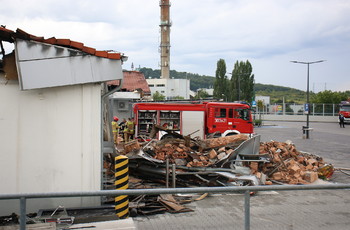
344 117 350 123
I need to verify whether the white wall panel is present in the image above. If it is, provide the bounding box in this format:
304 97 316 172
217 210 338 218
0 74 101 215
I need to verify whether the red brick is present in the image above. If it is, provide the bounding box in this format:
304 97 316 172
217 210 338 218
303 171 318 183
82 46 96 55
70 40 84 50
208 149 217 159
95 50 108 58
108 52 121 59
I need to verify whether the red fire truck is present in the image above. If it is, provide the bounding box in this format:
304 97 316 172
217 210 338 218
133 101 254 140
339 101 350 124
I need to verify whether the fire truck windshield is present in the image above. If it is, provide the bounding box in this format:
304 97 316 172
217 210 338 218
235 108 250 121
340 106 350 112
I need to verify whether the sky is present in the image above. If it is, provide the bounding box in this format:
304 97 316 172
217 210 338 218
1 0 350 92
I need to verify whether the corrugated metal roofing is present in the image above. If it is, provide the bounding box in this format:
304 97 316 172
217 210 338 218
0 27 122 60
108 71 151 94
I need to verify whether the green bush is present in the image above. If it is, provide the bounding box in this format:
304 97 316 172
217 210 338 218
253 119 262 127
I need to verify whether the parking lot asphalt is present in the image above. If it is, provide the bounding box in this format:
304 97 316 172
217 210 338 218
132 121 350 230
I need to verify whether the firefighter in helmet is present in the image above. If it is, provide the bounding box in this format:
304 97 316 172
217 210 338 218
111 116 120 144
124 117 135 142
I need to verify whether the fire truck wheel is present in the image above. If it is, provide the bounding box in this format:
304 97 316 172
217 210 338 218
226 132 238 136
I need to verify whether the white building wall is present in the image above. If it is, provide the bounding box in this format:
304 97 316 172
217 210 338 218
255 95 271 105
147 78 167 96
0 74 101 215
147 78 190 99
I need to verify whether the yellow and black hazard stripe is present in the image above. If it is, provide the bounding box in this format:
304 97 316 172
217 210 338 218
115 155 129 219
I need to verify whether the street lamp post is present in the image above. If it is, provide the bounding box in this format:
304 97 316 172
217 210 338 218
290 60 325 139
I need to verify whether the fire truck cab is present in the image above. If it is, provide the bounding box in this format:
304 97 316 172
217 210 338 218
133 101 254 140
339 101 350 124
206 102 253 137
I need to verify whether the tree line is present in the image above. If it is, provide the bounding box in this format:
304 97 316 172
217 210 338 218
138 66 349 104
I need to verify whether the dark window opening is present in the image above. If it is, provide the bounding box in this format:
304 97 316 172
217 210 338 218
215 108 226 118
228 109 234 118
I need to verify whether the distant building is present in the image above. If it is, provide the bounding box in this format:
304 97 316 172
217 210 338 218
197 88 214 96
147 78 191 99
255 95 270 105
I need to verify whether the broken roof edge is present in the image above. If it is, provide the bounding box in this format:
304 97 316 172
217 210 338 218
0 26 127 61
15 39 124 90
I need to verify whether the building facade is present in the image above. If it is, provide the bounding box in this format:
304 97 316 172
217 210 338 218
147 78 190 99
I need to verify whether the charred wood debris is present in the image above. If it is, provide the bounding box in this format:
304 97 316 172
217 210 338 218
103 133 334 216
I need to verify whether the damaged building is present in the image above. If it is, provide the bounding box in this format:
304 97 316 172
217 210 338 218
0 26 126 215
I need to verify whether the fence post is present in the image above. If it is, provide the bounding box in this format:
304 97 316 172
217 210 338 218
115 155 129 219
172 164 176 188
244 190 250 230
20 197 26 230
323 104 325 116
166 158 169 188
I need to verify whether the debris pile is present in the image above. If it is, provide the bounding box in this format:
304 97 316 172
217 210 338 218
254 140 330 184
129 193 194 216
123 135 331 187
142 134 248 167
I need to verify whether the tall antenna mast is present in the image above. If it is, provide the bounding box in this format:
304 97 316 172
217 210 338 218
159 0 171 79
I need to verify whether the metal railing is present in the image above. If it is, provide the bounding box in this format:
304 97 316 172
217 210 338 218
1 184 350 230
256 103 340 116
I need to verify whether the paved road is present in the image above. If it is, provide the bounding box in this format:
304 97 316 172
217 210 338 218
133 121 350 230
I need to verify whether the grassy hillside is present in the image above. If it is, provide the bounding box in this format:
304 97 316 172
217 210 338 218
255 83 307 104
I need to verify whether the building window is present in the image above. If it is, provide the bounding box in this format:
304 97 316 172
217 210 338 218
156 84 165 87
161 91 165 93
149 84 154 87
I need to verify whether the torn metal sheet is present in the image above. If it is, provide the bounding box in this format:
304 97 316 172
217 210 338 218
215 172 260 186
35 206 75 227
215 135 262 167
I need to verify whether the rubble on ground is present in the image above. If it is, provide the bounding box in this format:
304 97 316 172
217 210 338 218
101 133 335 215
115 134 333 187
256 140 333 184
146 134 249 167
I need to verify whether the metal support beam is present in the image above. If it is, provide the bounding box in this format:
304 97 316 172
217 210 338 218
172 164 176 188
244 190 250 230
166 158 169 188
20 197 26 230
